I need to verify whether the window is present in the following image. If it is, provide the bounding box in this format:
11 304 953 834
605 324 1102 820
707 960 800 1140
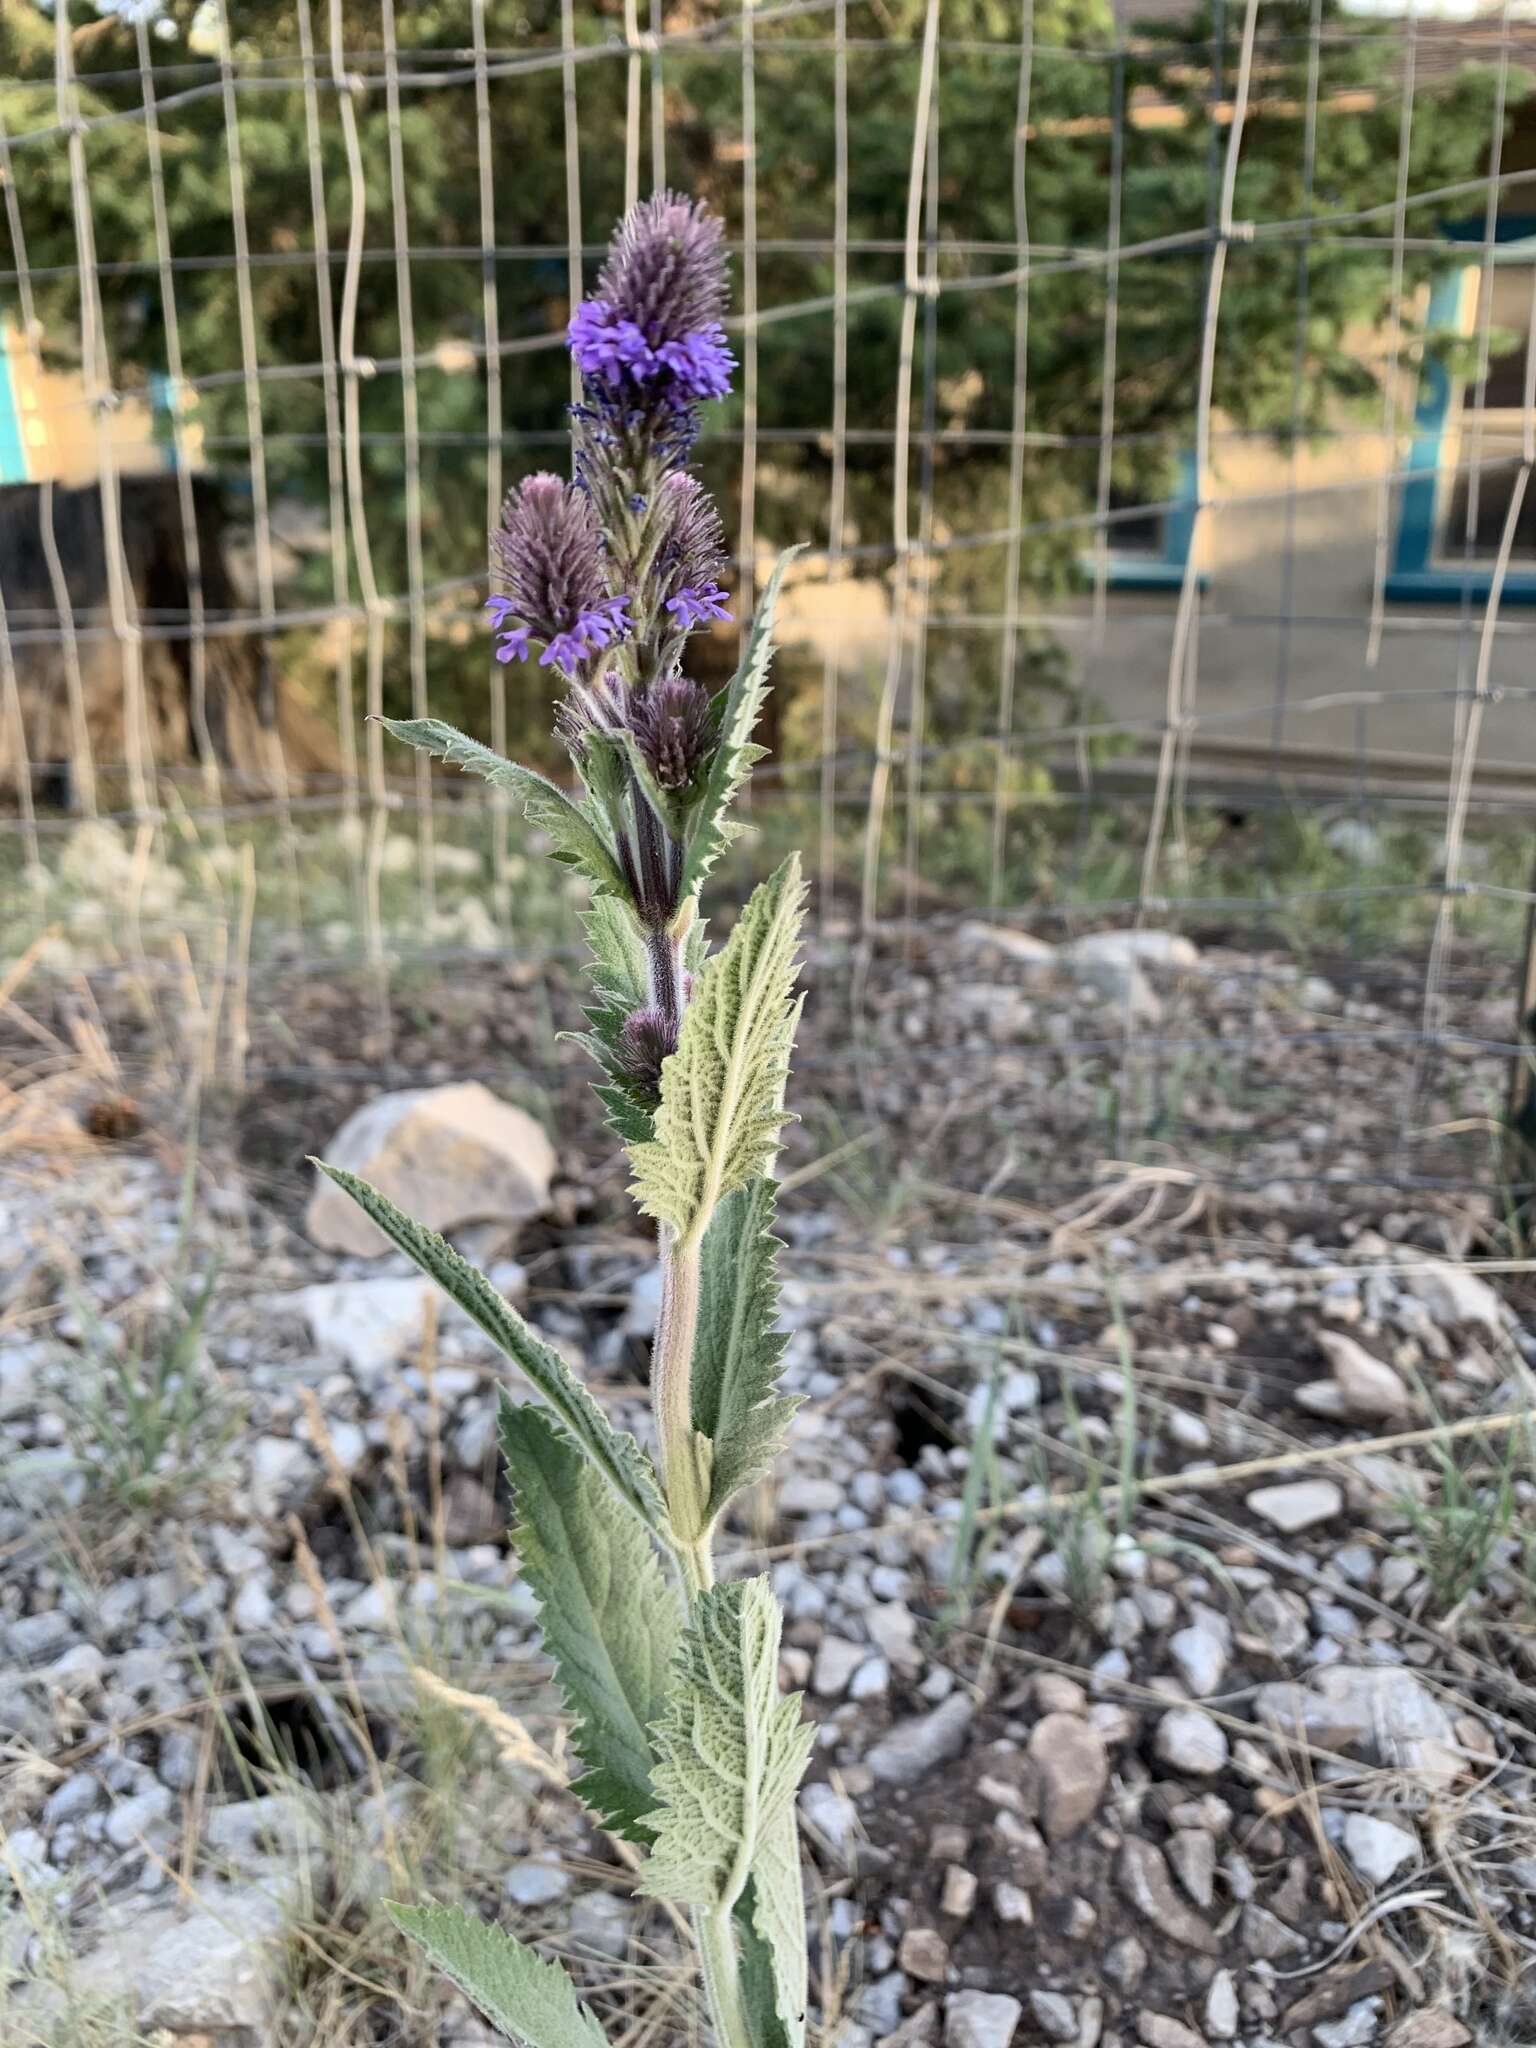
1388 226 1536 603
1085 452 1205 592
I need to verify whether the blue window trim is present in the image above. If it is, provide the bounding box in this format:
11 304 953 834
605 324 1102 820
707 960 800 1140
1387 216 1536 605
1081 451 1208 592
0 318 29 484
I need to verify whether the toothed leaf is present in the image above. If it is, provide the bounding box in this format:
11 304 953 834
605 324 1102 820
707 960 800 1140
312 1163 665 1535
678 549 802 905
694 1178 799 1519
499 1398 678 1839
387 1901 609 2048
382 718 628 900
628 856 805 1246
639 1578 812 2048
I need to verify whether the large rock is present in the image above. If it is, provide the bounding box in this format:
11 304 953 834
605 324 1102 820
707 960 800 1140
307 1082 555 1257
1254 1665 1463 1786
944 1991 1022 2048
1315 1331 1412 1420
1408 1261 1503 1339
63 1879 287 2037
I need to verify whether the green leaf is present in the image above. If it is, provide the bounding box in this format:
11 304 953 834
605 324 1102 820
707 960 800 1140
387 1901 609 2048
381 718 628 901
312 1162 665 1535
736 1885 793 2048
677 548 802 908
628 855 806 1250
693 1178 799 1521
639 1578 812 2048
498 1398 679 1840
561 895 659 1144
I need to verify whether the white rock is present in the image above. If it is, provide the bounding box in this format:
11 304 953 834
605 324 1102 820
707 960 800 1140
1409 1261 1504 1339
1246 1479 1343 1533
568 1892 632 1961
1316 1330 1412 1419
232 1577 275 1634
1315 2000 1384 2048
249 1437 315 1519
1204 1969 1239 2040
799 1781 860 1860
1153 1707 1229 1778
307 1081 555 1257
66 1880 287 2033
778 1475 842 1516
1254 1665 1463 1786
956 922 1057 975
1169 1604 1230 1696
105 1784 174 1848
1026 1991 1077 2042
866 1693 973 1784
503 1861 571 1905
1342 1812 1419 1886
813 1636 866 1699
1064 928 1199 971
944 1990 1022 2048
299 1276 437 1381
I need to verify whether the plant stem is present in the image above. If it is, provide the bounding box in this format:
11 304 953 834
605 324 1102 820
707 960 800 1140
696 1905 755 2048
653 1231 708 1544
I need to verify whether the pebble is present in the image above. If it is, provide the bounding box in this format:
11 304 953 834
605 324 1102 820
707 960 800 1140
779 1475 843 1516
1341 1813 1418 1886
1386 2017 1470 2048
1169 1605 1230 1696
105 1784 174 1848
992 1882 1032 1926
503 1861 571 1905
866 1694 972 1784
1315 2001 1384 2048
1118 1840 1220 1955
944 1991 1022 2048
1027 1991 1078 2043
813 1636 867 1698
567 1892 631 1961
1104 1935 1148 1994
940 1866 977 1918
1315 1330 1412 1419
1027 1712 1109 1841
1168 1828 1217 1908
1204 1971 1239 2041
1137 2016 1207 2048
900 1927 951 1985
1246 1480 1343 1534
1153 1707 1229 1778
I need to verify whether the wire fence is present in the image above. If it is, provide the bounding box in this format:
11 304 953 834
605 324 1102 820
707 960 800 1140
2 0 1536 1209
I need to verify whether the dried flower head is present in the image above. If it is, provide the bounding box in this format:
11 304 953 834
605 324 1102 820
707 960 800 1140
569 193 736 402
630 676 715 792
489 473 630 675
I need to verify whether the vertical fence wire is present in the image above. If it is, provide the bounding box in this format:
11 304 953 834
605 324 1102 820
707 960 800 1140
470 0 510 933
380 0 434 927
735 0 761 662
816 0 849 923
987 4 1037 909
1365 0 1420 672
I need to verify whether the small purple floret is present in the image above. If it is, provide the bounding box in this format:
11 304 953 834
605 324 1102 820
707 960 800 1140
539 594 632 676
665 583 732 630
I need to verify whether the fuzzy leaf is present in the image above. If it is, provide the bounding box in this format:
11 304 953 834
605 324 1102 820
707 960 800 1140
382 717 628 901
312 1163 665 1535
387 1901 609 2048
639 1578 812 2048
677 548 802 907
628 855 805 1249
736 1885 794 2048
562 895 658 1143
694 1178 799 1520
499 1398 678 1839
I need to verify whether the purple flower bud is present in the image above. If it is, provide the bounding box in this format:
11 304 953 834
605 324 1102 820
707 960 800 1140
615 1004 677 1099
488 473 630 674
629 675 715 792
568 193 736 402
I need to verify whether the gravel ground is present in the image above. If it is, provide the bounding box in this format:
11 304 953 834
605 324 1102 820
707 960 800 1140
2 920 1534 2048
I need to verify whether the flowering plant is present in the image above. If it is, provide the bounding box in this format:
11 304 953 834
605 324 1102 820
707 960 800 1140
314 194 810 2048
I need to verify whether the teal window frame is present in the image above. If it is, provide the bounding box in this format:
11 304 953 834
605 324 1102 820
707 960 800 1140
1085 450 1206 592
1387 216 1536 606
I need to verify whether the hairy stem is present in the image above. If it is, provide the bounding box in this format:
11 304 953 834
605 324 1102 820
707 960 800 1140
696 1905 755 2048
653 1231 708 1545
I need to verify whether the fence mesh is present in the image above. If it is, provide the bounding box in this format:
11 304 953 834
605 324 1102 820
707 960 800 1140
3 0 1536 1211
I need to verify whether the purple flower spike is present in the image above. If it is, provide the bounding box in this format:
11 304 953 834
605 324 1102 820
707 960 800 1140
489 473 629 673
666 583 732 630
568 191 734 403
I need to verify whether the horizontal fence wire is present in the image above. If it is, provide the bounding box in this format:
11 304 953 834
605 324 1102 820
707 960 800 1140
2 0 1536 1208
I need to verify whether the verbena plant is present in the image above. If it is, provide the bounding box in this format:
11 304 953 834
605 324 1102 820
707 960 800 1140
313 196 812 2048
